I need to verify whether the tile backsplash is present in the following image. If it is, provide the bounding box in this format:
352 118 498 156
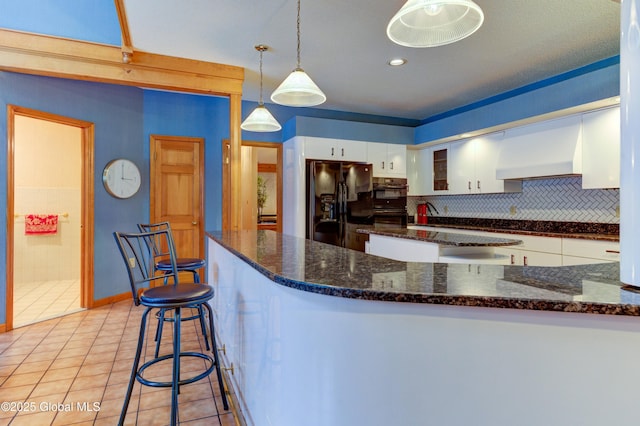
408 176 619 224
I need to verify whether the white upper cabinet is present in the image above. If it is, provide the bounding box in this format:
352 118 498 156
448 133 521 194
448 139 475 193
407 149 425 195
367 142 407 178
304 137 368 162
581 106 620 189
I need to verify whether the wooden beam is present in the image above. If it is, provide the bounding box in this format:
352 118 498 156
0 28 244 96
114 0 133 52
229 94 242 231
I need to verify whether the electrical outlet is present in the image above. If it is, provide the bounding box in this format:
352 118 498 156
129 257 136 268
509 205 517 216
616 205 620 218
444 205 449 214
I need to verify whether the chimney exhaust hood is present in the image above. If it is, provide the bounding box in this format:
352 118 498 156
496 114 582 180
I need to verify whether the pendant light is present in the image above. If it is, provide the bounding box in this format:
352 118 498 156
270 0 326 107
387 0 484 48
241 45 282 132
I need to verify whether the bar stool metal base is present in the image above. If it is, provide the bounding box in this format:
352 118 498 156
136 351 215 388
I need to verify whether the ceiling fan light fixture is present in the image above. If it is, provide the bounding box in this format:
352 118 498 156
241 44 282 132
387 0 484 48
271 0 326 107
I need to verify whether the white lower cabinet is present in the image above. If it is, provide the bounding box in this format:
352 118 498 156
561 238 620 265
384 226 618 267
495 247 563 267
368 234 440 262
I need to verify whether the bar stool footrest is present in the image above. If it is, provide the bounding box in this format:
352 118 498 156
136 352 215 388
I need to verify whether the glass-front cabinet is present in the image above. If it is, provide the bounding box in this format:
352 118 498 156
432 147 449 193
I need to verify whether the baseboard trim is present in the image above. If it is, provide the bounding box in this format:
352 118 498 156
91 292 132 308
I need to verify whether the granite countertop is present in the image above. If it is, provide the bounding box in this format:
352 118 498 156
412 217 619 242
357 227 523 247
208 230 640 316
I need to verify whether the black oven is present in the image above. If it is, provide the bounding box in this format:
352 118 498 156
372 177 407 228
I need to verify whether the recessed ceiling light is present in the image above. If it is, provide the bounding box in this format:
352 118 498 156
388 58 407 66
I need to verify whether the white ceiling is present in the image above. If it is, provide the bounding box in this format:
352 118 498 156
122 0 620 121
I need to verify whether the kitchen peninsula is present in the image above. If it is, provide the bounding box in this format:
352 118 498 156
208 230 640 426
358 227 522 263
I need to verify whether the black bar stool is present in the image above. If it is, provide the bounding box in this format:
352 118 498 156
138 222 209 357
114 229 228 426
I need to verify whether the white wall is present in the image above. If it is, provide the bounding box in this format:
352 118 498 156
14 116 81 283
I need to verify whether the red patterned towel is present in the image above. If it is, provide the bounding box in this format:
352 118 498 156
25 214 58 235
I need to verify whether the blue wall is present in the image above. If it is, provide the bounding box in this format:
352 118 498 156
0 72 234 323
143 90 230 231
0 72 144 319
415 58 620 143
240 101 418 143
282 116 414 144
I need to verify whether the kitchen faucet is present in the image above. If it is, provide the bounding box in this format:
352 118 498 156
426 201 439 215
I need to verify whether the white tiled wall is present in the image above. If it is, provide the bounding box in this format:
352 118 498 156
409 176 619 223
14 187 81 283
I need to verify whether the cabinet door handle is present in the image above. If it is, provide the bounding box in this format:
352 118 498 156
390 161 394 170
605 250 620 254
477 180 480 190
468 181 471 190
331 147 335 156
382 161 385 169
341 148 344 157
510 254 515 265
523 256 528 266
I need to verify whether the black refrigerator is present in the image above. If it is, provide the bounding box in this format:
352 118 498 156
306 160 373 249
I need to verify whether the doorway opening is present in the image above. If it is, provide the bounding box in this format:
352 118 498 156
223 140 282 231
7 106 94 330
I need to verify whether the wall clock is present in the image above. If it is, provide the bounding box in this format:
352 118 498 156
102 158 141 199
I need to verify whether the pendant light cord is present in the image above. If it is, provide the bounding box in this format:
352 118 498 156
296 0 301 69
259 48 264 105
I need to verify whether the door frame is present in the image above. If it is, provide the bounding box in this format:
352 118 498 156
223 140 282 232
149 135 205 259
6 105 95 331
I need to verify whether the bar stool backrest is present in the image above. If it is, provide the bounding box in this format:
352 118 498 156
137 222 174 262
113 229 180 306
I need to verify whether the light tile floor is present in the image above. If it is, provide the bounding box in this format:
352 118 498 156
13 280 83 328
0 300 237 425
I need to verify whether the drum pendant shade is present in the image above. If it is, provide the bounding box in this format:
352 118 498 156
387 0 484 48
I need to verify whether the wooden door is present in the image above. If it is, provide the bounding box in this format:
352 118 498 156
150 135 204 274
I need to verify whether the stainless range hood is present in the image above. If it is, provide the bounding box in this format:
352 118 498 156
496 114 582 180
